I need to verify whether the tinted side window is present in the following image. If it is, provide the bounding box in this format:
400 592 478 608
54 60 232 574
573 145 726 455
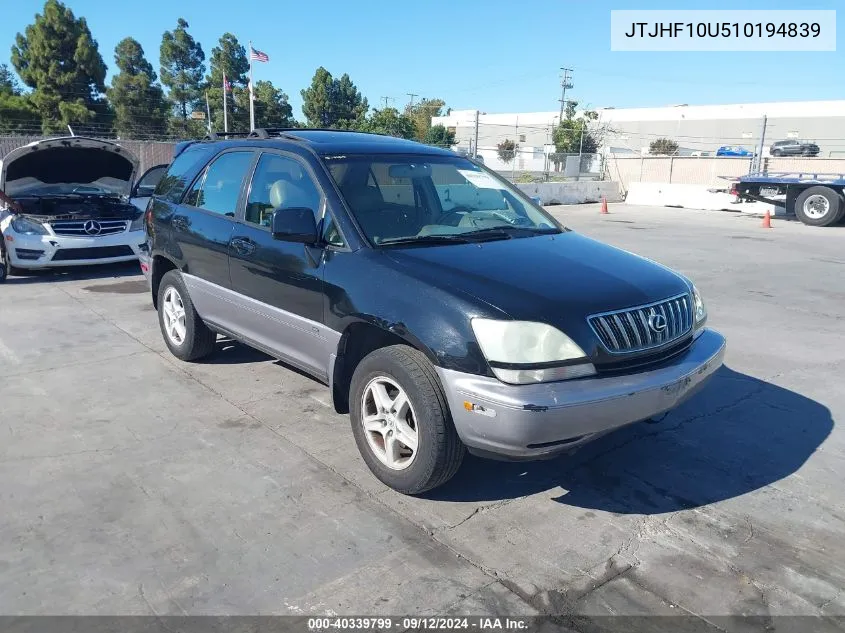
184 151 254 216
244 153 322 227
155 144 218 202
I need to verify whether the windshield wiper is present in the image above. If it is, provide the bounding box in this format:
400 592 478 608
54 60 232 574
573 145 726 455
460 225 560 239
377 234 475 246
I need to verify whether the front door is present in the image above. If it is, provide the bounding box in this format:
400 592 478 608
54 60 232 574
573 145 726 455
173 149 256 327
228 151 335 379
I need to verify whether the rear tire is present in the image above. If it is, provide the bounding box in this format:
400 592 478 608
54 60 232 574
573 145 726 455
156 270 216 361
349 344 465 495
793 186 843 227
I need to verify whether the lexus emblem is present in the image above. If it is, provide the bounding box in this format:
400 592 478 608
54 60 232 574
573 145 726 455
83 220 102 235
647 309 668 334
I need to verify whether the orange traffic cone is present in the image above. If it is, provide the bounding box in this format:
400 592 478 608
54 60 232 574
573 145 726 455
600 196 609 214
762 210 772 228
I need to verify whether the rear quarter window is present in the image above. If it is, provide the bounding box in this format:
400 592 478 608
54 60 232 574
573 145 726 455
154 144 219 203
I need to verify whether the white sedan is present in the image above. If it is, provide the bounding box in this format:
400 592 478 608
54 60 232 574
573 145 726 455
0 136 166 275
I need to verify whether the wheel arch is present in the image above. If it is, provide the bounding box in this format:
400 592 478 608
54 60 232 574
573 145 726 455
330 318 440 414
150 252 180 309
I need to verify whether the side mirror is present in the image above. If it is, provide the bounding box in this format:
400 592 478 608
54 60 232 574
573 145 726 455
530 196 542 206
271 207 319 244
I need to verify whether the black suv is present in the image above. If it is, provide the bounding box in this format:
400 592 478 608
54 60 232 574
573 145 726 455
141 129 725 494
769 139 820 157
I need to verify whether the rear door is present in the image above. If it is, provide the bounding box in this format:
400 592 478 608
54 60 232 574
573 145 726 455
227 150 333 378
172 149 256 325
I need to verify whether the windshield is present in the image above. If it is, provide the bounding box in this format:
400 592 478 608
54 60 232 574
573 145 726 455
324 154 563 246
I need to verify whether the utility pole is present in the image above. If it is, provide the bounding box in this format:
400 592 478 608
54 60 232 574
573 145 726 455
558 67 573 121
406 93 418 109
577 124 585 181
473 110 480 159
381 96 393 109
753 115 768 173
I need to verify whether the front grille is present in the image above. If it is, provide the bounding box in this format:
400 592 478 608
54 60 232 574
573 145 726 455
589 293 693 354
50 220 128 236
51 246 134 261
15 248 45 260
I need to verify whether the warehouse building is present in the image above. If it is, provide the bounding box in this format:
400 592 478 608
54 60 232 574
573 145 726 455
432 100 845 172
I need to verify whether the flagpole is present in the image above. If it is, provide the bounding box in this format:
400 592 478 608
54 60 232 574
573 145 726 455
249 41 255 131
205 91 212 134
222 73 228 134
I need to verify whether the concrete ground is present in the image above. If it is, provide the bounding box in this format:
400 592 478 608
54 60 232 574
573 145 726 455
1 203 843 625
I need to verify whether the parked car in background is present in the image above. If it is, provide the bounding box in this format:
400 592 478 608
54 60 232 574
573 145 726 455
769 139 820 157
716 145 754 157
0 137 163 275
141 128 726 495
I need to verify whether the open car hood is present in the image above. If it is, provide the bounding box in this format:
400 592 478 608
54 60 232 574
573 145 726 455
0 137 139 198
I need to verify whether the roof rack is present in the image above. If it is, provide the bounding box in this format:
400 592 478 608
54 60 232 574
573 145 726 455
204 127 372 141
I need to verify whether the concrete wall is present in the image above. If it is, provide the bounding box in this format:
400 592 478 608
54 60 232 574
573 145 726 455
516 180 621 205
608 155 845 193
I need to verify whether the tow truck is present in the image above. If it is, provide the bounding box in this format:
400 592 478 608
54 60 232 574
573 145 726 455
732 171 845 227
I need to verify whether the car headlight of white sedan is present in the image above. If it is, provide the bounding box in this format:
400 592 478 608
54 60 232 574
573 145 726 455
10 216 48 235
471 318 596 384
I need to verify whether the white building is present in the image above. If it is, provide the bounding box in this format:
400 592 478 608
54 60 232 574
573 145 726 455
432 100 845 171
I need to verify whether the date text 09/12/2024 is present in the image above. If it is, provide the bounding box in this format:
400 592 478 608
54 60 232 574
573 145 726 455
307 617 529 630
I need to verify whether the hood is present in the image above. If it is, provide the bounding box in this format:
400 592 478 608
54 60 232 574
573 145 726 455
0 137 139 197
382 231 691 353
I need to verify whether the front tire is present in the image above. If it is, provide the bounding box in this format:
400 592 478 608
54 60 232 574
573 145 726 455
794 186 843 227
349 345 465 495
3 248 23 277
156 270 216 361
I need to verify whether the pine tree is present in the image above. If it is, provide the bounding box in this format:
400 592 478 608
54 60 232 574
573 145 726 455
108 38 169 138
11 0 108 134
160 18 206 136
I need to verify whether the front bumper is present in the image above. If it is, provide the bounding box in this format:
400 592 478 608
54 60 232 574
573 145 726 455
436 328 726 460
4 229 146 269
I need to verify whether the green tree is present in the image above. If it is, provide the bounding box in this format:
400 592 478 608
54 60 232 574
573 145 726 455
405 97 445 140
649 137 679 155
0 63 39 134
11 0 108 134
300 67 368 128
107 38 169 138
551 100 600 170
360 107 415 139
232 80 296 128
160 18 206 134
205 33 250 131
497 139 518 164
424 124 455 148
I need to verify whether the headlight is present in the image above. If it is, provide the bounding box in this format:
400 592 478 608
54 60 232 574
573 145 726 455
471 318 596 384
10 216 48 235
129 215 144 231
692 285 707 325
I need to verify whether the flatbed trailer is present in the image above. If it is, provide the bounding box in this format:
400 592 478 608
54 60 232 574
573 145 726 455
733 171 845 227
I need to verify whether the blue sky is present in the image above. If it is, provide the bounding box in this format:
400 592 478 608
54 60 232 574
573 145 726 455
2 0 842 117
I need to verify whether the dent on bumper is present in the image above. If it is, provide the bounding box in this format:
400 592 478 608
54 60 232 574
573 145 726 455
436 328 726 460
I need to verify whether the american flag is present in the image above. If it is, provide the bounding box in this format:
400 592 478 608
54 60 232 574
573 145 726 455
223 73 231 92
250 46 269 63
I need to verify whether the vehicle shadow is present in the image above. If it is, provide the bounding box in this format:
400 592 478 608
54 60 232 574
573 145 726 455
424 366 833 514
3 261 142 284
201 339 320 384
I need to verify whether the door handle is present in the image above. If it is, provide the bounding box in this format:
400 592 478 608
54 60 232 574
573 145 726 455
231 237 256 256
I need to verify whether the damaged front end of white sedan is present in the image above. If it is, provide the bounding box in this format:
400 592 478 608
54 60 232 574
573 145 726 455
0 137 162 275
